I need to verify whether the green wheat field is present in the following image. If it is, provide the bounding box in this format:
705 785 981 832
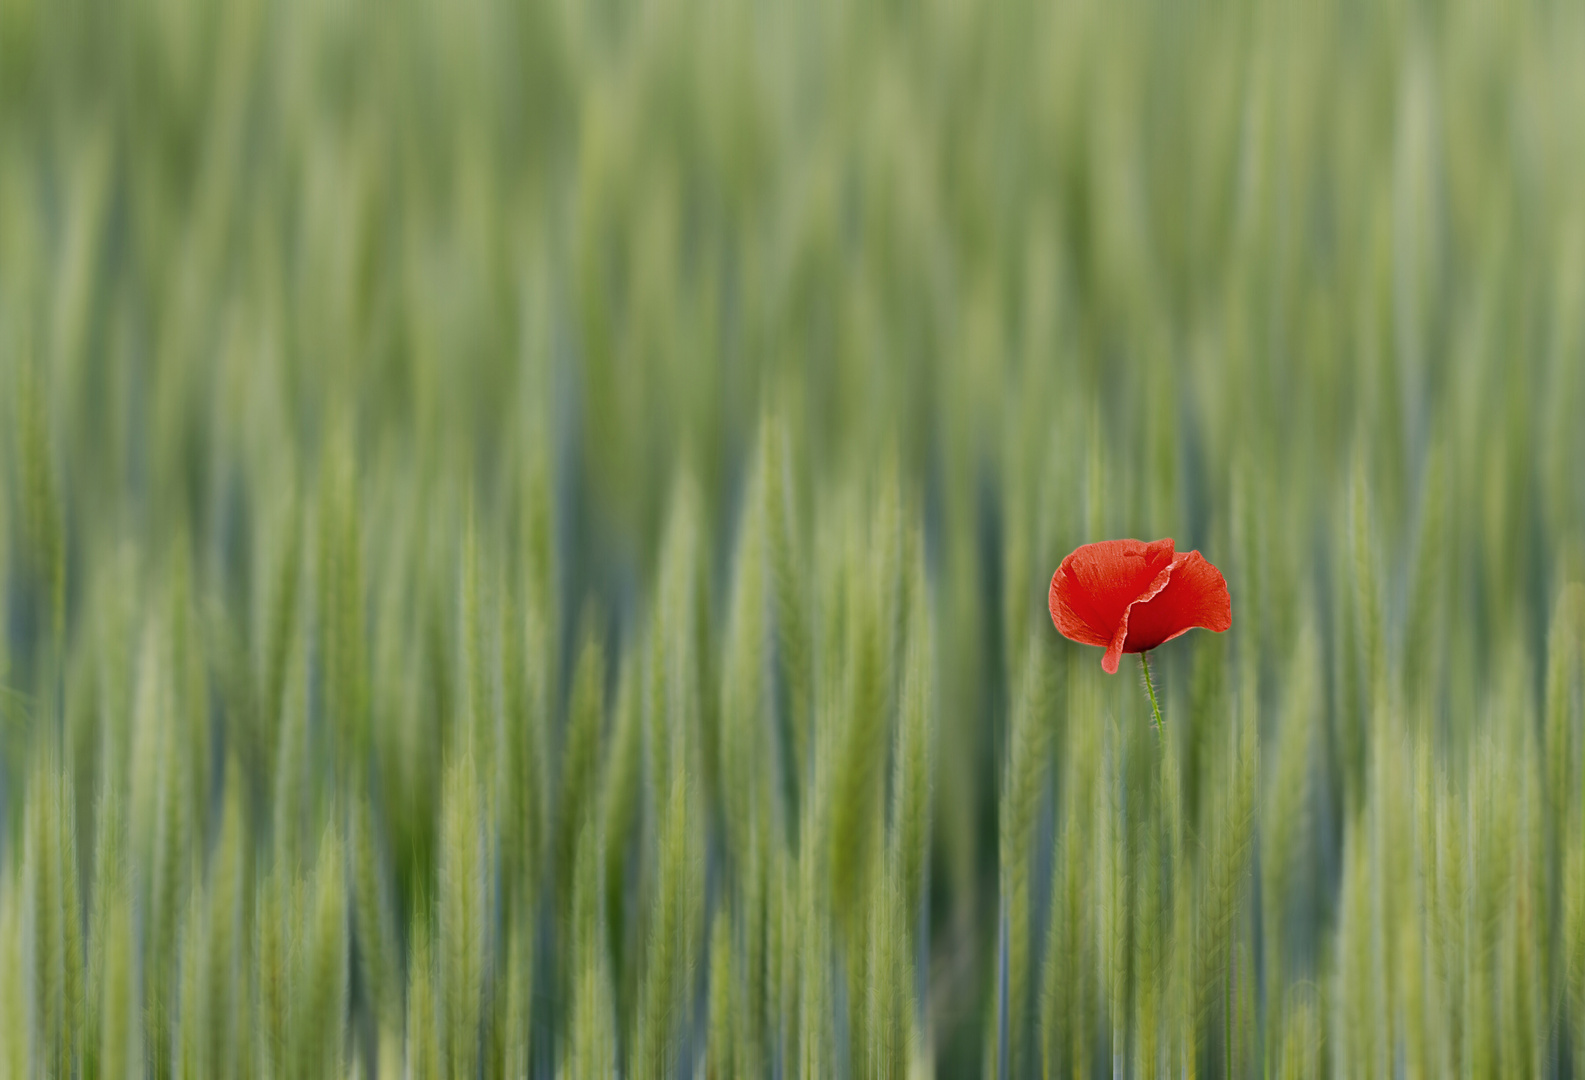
3 0 1585 1076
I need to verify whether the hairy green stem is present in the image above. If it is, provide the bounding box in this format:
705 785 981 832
1140 653 1164 741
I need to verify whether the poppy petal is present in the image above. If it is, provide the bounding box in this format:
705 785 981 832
1049 538 1175 650
1120 550 1232 655
1101 559 1177 673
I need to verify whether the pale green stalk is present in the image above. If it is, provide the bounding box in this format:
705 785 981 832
440 752 485 1080
1101 716 1128 1076
996 638 1049 1079
568 814 617 1078
318 429 368 768
408 920 440 1080
1545 583 1585 1029
351 789 397 1033
294 825 348 1079
1348 457 1382 802
85 777 120 1080
498 917 534 1079
891 541 934 961
559 629 606 923
601 646 642 1022
708 908 736 1078
273 619 309 872
1276 990 1320 1080
829 485 899 927
1041 654 1100 1080
60 763 85 1076
256 874 289 1077
203 762 246 1078
17 351 64 665
258 493 303 803
1402 438 1448 705
739 812 769 1075
767 849 791 1077
797 801 831 1080
500 555 547 925
1567 834 1585 1070
1261 617 1319 1065
635 771 701 1080
1134 768 1163 1077
460 502 495 840
516 446 557 909
720 432 769 876
1038 814 1082 1078
766 411 812 801
25 758 64 1077
178 865 205 1079
1192 704 1256 1073
95 870 138 1080
0 870 24 1080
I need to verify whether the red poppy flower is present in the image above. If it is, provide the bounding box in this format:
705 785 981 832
1048 538 1231 673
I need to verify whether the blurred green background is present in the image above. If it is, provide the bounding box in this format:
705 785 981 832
2 0 1585 1075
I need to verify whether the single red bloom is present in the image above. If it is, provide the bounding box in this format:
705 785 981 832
1048 538 1231 673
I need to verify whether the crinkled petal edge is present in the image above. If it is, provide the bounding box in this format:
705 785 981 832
1101 560 1177 674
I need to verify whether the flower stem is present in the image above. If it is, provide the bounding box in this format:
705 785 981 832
1140 652 1164 740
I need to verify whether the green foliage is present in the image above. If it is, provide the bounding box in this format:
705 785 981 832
2 0 1585 1075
